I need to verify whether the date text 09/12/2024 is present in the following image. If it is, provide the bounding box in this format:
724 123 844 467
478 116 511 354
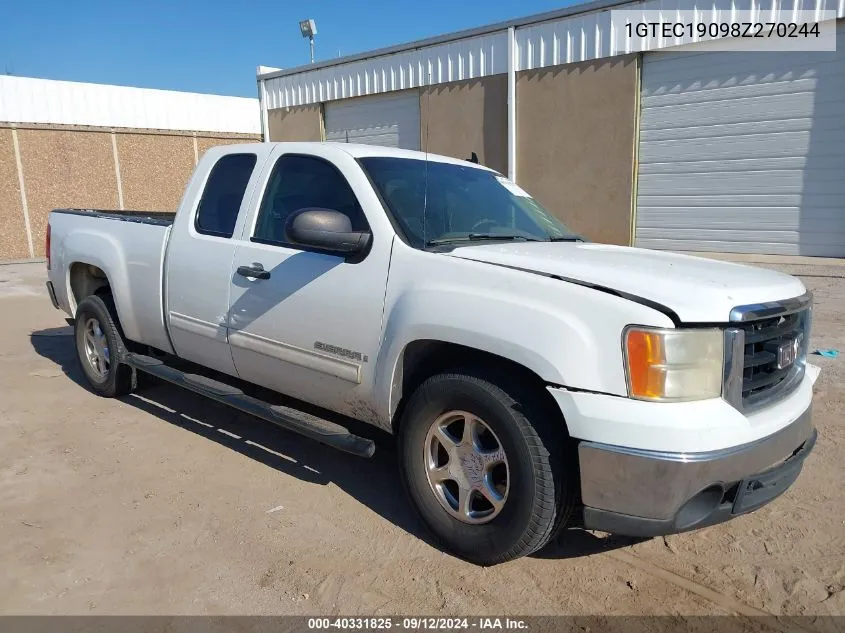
307 618 528 630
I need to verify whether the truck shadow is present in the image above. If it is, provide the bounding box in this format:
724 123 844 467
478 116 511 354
535 529 648 559
31 325 646 563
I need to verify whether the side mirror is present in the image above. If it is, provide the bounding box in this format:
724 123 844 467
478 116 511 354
285 208 372 255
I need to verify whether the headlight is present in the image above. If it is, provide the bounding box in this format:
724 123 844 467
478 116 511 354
623 327 724 402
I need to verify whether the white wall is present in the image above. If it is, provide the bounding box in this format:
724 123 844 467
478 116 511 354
0 75 260 134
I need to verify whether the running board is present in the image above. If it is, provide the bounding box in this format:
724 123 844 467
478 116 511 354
123 353 375 458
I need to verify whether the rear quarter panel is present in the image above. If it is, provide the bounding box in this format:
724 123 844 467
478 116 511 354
48 211 173 353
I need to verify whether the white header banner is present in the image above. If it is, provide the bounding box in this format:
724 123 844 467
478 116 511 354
611 9 838 52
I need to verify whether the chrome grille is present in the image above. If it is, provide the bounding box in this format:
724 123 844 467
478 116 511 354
723 293 812 412
740 310 808 407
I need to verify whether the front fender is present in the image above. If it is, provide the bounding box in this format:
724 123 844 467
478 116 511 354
373 276 674 421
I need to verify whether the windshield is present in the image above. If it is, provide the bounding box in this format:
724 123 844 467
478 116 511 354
359 157 579 248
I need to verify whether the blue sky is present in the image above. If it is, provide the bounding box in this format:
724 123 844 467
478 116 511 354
0 0 579 98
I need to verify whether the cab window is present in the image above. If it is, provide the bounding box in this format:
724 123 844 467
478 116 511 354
195 153 257 238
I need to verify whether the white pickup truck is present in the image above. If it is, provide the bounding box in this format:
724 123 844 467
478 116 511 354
45 142 818 565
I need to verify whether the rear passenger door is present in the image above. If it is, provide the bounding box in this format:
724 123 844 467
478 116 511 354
227 149 392 419
165 150 261 377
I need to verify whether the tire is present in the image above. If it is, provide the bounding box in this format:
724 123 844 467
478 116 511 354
74 294 135 397
398 369 575 565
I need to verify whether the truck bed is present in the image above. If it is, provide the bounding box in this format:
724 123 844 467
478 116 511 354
48 207 174 355
53 208 176 226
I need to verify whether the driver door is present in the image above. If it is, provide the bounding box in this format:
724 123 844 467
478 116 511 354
227 149 391 419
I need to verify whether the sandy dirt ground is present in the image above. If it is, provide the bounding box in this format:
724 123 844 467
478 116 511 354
1 260 843 623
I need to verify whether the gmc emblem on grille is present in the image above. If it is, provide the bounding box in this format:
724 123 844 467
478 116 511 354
776 335 802 370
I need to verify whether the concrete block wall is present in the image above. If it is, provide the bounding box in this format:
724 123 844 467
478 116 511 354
420 76 508 176
0 124 259 261
517 55 640 246
0 129 30 261
267 105 323 142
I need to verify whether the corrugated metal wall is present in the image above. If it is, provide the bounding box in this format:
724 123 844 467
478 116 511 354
0 75 260 134
635 21 845 256
261 0 844 107
264 32 507 109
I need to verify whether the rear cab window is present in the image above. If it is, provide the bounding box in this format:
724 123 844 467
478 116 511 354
195 153 258 238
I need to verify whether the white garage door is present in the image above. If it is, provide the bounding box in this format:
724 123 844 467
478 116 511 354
324 91 420 150
635 23 845 256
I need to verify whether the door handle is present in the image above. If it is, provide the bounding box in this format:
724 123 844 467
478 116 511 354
236 263 271 280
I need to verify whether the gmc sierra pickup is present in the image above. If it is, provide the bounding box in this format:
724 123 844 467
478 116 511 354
45 142 819 565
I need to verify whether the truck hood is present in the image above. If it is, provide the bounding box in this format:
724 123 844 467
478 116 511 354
446 242 806 323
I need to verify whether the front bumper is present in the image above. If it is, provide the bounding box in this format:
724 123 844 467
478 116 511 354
578 405 816 537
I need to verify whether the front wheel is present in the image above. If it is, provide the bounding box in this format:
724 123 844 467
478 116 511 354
398 370 574 565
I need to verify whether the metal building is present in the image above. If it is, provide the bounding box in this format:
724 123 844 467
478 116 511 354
258 0 845 257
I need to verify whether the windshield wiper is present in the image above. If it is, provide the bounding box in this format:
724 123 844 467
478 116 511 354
550 234 586 242
427 233 542 246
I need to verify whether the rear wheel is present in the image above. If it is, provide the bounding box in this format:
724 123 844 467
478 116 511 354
398 369 574 565
74 294 135 397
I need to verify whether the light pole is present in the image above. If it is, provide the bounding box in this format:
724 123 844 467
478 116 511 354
299 19 317 64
